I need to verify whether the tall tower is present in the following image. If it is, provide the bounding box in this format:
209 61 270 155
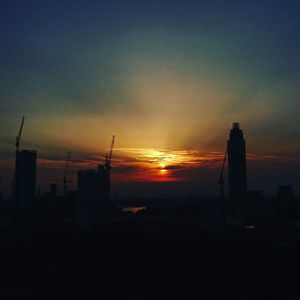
227 123 247 220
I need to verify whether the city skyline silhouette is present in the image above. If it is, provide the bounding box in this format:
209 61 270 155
1 1 300 199
1 118 299 199
0 1 300 299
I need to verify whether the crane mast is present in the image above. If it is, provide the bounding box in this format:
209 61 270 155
105 135 115 190
105 135 115 170
218 145 228 200
16 116 25 151
63 151 71 196
12 116 25 197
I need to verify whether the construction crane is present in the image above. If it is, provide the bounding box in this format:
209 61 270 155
63 151 71 196
48 151 72 196
12 116 25 196
105 135 115 189
15 116 25 151
218 145 228 200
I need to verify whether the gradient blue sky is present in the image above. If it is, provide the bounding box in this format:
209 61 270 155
0 0 299 197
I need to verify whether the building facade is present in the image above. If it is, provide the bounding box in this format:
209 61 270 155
77 165 110 230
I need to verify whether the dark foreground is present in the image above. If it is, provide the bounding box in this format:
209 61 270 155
1 222 300 300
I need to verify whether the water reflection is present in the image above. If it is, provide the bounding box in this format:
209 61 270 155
122 206 146 215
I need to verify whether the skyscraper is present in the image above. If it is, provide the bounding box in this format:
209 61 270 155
15 150 37 213
227 123 247 220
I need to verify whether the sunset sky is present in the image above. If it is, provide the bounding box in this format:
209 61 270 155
0 0 299 197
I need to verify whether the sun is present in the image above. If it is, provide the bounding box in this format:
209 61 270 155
116 147 200 182
159 168 168 175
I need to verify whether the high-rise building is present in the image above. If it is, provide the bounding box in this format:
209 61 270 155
227 123 247 220
15 150 37 213
77 165 109 230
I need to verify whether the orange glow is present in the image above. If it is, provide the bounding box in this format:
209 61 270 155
0 150 297 196
159 169 168 174
112 148 209 182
